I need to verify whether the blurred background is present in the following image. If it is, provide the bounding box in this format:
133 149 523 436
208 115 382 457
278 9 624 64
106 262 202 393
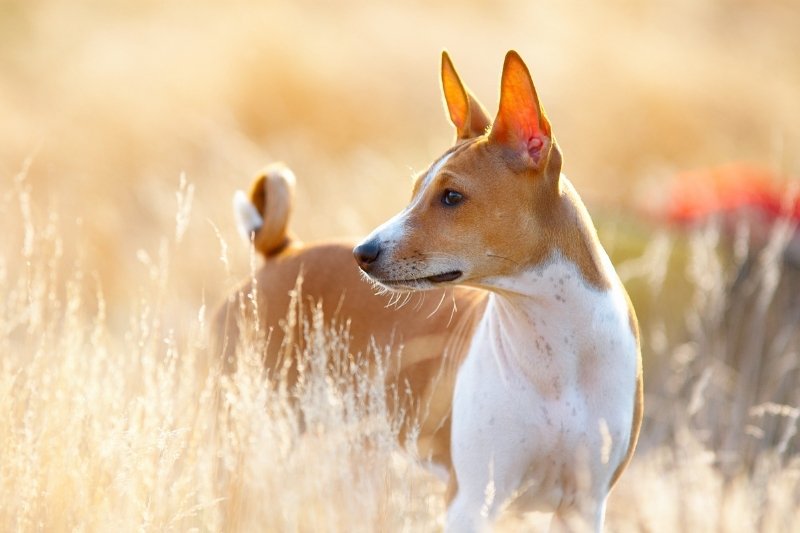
3 0 798 305
1 0 799 529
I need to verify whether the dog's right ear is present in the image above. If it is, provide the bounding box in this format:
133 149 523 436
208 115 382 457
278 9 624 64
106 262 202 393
441 51 491 141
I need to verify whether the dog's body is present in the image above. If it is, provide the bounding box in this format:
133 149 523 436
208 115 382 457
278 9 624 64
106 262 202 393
215 51 642 531
216 235 487 469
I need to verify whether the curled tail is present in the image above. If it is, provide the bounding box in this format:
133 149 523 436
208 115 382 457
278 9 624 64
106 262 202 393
233 162 296 257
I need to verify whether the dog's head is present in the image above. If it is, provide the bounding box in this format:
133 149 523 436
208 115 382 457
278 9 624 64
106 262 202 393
355 51 564 292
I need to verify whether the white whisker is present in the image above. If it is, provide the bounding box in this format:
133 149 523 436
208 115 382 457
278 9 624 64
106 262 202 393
427 290 447 319
448 289 458 327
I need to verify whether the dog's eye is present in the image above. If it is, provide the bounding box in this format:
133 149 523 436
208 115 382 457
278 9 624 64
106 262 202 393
442 189 464 207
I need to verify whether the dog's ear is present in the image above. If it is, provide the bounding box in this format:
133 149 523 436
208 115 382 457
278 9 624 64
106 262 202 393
441 51 491 141
489 51 554 170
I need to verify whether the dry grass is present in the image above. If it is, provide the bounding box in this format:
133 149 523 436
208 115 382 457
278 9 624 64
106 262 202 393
2 0 800 531
0 174 444 531
3 170 799 532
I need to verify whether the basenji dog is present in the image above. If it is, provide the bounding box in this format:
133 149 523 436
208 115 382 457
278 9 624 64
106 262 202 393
216 51 642 532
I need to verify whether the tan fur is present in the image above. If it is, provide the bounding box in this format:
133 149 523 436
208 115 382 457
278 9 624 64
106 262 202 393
610 291 644 489
441 51 491 141
400 138 611 291
214 242 486 467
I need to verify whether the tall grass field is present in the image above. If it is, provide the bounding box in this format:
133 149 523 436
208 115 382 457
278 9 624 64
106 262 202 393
2 0 799 531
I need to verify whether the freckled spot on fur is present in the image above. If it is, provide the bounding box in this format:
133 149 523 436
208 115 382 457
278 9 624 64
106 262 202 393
552 375 562 399
540 405 553 426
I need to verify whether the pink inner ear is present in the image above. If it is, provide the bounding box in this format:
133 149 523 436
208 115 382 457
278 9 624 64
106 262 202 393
528 136 543 150
527 135 545 161
491 99 549 163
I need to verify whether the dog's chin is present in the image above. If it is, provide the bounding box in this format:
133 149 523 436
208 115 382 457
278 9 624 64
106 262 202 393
366 270 463 293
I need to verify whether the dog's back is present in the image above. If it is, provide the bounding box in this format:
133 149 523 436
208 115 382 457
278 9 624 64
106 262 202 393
213 164 486 468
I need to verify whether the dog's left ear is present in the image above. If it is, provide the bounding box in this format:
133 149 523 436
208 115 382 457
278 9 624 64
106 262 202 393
441 51 491 141
489 51 556 172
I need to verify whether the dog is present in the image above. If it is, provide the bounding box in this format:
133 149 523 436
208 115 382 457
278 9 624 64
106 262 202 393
215 50 642 532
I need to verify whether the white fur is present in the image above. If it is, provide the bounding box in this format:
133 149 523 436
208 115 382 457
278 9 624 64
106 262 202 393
233 190 263 241
446 254 637 532
365 208 408 246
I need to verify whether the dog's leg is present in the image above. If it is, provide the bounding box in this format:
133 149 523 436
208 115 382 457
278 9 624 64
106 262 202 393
444 453 531 533
445 497 483 532
549 496 607 533
444 326 532 532
445 487 494 533
444 425 528 532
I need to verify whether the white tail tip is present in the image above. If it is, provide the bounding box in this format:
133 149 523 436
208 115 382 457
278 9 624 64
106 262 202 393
233 190 264 241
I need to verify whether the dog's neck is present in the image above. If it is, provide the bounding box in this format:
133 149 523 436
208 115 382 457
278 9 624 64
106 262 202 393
475 250 620 393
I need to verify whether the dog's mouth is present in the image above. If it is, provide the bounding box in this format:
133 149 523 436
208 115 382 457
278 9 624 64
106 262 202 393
373 270 463 288
424 270 463 283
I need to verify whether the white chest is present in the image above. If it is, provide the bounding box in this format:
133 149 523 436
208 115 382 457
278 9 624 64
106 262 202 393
449 258 638 514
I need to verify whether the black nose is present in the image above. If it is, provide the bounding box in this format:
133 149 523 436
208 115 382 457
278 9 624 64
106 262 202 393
353 240 381 270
